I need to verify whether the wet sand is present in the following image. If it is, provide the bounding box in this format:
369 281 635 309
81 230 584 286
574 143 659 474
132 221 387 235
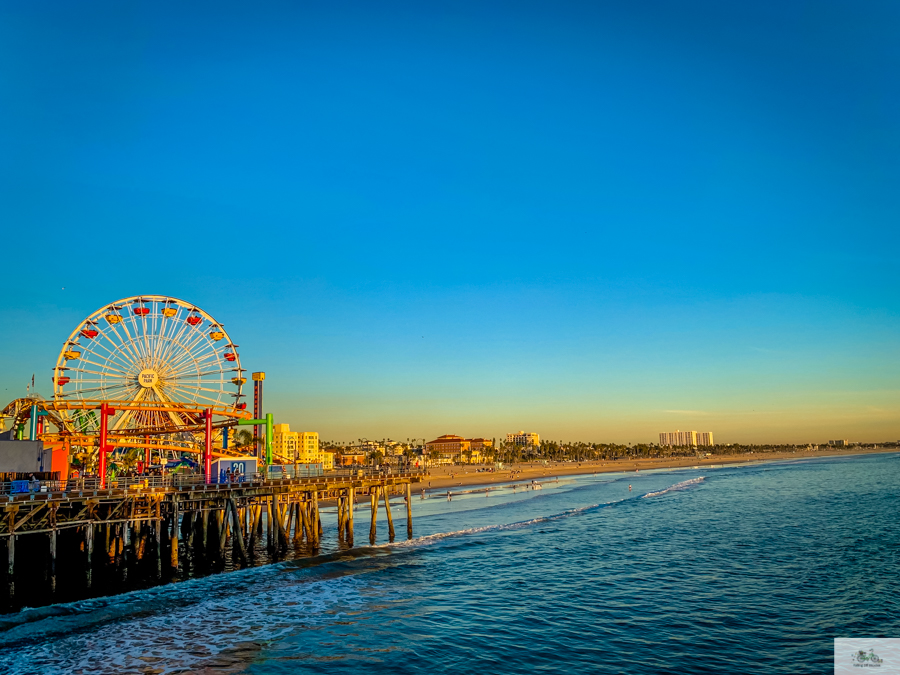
417 447 897 493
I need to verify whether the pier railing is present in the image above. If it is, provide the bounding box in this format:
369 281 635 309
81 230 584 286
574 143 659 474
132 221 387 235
0 467 424 498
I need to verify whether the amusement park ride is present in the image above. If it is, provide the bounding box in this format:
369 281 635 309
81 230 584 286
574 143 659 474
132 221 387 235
0 296 266 485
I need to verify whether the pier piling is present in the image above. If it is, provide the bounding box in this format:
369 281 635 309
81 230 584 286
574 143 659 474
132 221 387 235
406 483 412 540
369 490 377 544
85 524 93 587
170 503 179 571
382 486 395 542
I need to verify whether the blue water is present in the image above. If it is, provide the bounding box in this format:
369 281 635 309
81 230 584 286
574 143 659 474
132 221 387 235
1 453 898 674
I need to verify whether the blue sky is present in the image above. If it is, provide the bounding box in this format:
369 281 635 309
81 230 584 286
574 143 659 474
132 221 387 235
1 1 898 443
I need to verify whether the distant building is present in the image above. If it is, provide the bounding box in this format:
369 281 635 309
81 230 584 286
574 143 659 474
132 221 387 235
336 451 367 466
426 435 469 458
272 424 331 468
659 430 714 447
469 438 493 451
828 439 848 447
507 431 540 447
425 435 493 463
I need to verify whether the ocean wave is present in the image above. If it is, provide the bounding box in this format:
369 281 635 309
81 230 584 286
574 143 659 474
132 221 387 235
388 500 624 549
641 477 706 498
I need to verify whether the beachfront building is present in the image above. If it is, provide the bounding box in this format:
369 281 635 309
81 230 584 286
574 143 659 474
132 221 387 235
425 435 494 464
425 435 469 463
659 430 714 447
507 431 540 447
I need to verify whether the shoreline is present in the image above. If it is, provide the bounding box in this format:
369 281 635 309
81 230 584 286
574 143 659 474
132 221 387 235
415 447 898 494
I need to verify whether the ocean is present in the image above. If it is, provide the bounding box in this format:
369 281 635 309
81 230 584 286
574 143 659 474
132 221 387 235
1 452 897 674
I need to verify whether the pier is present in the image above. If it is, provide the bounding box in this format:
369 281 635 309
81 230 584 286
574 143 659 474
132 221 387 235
1 469 423 599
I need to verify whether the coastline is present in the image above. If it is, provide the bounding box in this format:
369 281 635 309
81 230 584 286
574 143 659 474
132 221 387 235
415 447 898 494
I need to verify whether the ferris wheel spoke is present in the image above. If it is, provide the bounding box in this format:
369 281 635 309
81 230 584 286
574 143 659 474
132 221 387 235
102 312 142 365
150 302 172 367
160 383 226 406
125 308 150 362
167 370 231 380
82 340 136 373
104 318 145 369
157 309 193 366
110 386 147 431
163 383 229 395
72 358 134 377
159 306 206 366
66 371 133 385
165 344 221 375
165 333 216 372
119 312 149 364
150 384 202 428
93 324 139 368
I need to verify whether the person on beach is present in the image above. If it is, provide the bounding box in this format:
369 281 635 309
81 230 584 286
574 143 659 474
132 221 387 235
447 491 452 501
421 489 425 499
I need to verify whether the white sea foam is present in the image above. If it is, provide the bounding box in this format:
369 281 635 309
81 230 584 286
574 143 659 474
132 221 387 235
387 499 622 549
1 570 369 675
642 476 706 498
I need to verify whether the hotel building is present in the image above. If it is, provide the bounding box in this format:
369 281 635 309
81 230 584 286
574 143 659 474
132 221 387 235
425 435 494 463
507 431 540 447
659 430 715 447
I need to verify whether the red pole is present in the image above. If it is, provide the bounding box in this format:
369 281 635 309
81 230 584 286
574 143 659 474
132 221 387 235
204 408 213 483
253 380 261 459
99 402 108 489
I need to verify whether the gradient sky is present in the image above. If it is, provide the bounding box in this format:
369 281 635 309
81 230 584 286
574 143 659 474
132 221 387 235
1 1 898 444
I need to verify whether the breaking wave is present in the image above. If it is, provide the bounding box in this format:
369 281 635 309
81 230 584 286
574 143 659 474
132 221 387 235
642 476 705 498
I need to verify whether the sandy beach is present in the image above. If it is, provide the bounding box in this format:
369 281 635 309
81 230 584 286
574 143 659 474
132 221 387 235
416 447 897 493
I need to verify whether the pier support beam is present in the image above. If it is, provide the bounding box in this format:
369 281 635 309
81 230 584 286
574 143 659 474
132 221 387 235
201 509 209 557
155 498 162 577
229 499 248 564
218 503 229 558
382 486 395 542
7 534 14 598
266 497 273 551
50 529 57 591
312 491 321 547
369 490 377 545
347 488 355 544
406 483 413 540
170 502 179 571
85 524 93 588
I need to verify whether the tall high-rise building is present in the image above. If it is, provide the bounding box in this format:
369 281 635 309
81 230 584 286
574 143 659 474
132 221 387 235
659 430 714 447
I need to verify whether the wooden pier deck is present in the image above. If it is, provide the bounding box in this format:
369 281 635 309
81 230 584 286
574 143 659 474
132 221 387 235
1 471 425 598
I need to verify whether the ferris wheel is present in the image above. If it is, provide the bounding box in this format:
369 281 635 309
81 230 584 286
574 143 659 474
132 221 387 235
52 296 245 439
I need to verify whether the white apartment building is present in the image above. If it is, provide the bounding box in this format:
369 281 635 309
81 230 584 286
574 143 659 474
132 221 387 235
507 431 540 447
659 430 714 447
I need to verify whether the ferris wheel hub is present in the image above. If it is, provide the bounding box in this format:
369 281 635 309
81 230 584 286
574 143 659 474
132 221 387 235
137 369 159 388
